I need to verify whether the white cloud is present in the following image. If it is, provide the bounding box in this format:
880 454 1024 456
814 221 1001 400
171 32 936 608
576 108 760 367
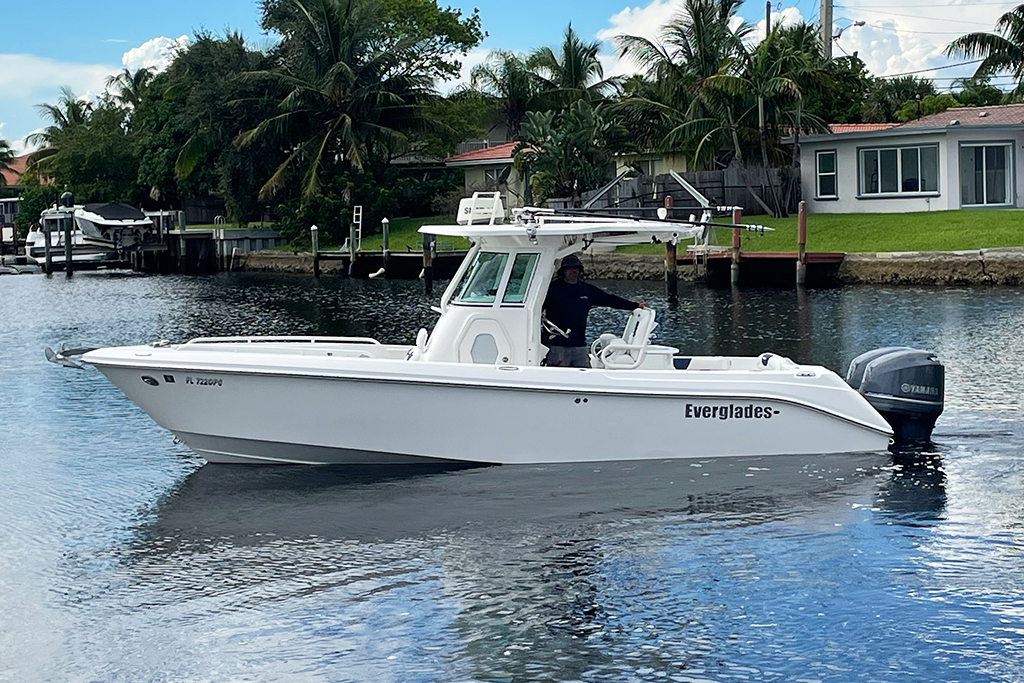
121 35 190 74
0 53 115 103
832 1 1010 86
751 6 804 44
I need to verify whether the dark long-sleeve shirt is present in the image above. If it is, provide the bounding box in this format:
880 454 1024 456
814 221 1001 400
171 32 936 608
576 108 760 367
543 279 638 347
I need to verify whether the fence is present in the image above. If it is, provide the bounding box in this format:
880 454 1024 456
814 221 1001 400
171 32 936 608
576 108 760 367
547 164 799 217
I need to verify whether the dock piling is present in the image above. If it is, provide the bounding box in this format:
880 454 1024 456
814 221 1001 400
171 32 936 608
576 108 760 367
664 196 677 303
63 214 74 277
310 224 320 279
382 217 390 276
177 211 187 274
731 208 742 286
43 222 53 275
796 201 807 286
422 232 434 295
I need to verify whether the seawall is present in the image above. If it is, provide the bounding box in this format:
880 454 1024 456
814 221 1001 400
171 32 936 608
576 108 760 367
238 248 1024 285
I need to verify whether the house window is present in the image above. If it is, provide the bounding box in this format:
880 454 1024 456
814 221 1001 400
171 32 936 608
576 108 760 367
815 150 837 198
859 145 939 196
960 143 1013 206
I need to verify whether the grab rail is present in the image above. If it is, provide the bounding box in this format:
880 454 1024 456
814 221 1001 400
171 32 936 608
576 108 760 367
185 336 381 345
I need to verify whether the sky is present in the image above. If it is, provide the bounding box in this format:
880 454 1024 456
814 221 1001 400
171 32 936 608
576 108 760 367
1 0 1019 154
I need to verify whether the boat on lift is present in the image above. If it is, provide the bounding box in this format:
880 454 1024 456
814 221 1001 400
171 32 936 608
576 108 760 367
50 193 943 465
25 195 158 269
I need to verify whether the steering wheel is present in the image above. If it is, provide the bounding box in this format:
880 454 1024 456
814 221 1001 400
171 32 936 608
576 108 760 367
541 316 570 339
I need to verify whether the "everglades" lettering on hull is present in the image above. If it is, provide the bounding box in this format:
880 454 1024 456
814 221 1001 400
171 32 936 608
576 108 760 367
685 404 779 420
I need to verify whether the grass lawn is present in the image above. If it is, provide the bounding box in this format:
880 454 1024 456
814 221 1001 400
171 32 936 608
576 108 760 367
619 209 1024 255
360 215 470 251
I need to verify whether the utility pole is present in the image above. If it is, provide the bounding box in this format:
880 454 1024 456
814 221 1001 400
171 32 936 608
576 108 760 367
821 0 834 60
766 0 771 37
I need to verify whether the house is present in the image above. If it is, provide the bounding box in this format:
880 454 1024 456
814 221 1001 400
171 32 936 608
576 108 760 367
1 154 29 242
800 105 1024 213
445 142 528 208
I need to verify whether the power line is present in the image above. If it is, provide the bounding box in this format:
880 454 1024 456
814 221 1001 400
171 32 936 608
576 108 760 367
878 59 984 78
864 22 973 35
851 9 998 25
837 1 1015 7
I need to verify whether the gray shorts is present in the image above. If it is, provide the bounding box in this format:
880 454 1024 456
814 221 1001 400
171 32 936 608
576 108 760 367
544 346 591 368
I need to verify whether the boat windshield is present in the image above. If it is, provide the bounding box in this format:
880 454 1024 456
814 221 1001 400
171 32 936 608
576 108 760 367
502 253 538 304
454 252 509 303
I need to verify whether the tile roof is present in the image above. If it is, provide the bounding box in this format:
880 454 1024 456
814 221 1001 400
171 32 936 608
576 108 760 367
1 154 29 186
828 123 898 134
446 141 518 164
898 103 1024 128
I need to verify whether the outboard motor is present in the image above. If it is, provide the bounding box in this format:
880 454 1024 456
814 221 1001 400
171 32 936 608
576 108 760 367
846 347 944 444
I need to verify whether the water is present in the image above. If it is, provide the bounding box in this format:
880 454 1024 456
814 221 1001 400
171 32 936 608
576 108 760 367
1 272 1023 682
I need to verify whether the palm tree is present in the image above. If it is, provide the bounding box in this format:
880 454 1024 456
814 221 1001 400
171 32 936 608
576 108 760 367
615 0 751 168
238 0 435 200
470 50 538 139
24 86 94 178
948 4 1024 94
105 67 154 109
528 24 618 107
0 139 15 185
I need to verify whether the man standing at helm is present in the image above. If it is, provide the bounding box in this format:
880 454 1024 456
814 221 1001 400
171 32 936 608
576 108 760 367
542 253 648 367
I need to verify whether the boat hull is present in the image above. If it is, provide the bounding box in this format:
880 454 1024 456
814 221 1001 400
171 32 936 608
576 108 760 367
90 357 893 465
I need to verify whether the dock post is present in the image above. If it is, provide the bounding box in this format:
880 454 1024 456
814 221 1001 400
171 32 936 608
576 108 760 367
310 224 320 279
63 214 74 277
664 196 677 303
796 201 807 286
422 232 434 295
43 222 53 275
177 211 187 274
381 217 390 276
731 207 742 286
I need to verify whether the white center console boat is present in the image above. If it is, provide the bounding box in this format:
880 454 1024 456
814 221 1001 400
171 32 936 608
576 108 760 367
51 193 941 465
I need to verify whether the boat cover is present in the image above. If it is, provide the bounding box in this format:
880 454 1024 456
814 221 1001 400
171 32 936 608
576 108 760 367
80 203 148 222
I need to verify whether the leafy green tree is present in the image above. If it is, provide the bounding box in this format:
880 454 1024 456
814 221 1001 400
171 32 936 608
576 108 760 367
241 0 443 202
948 4 1024 94
130 31 283 221
806 54 872 123
30 103 138 203
894 93 959 122
954 75 1006 106
863 76 936 123
514 100 628 202
470 51 538 138
105 67 155 110
528 24 618 107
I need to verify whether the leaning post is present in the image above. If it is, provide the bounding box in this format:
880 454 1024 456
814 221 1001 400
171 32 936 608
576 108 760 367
310 224 320 279
796 200 808 286
731 207 742 286
664 195 677 302
381 217 390 276
422 232 434 295
63 213 74 277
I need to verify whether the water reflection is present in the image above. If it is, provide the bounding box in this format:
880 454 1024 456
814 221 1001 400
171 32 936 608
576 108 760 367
4 273 1024 682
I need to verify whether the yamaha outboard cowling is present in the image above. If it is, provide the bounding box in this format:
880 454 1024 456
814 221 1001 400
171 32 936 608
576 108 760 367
846 347 944 444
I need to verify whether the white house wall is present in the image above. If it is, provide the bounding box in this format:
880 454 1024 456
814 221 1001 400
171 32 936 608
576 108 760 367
800 128 1024 213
